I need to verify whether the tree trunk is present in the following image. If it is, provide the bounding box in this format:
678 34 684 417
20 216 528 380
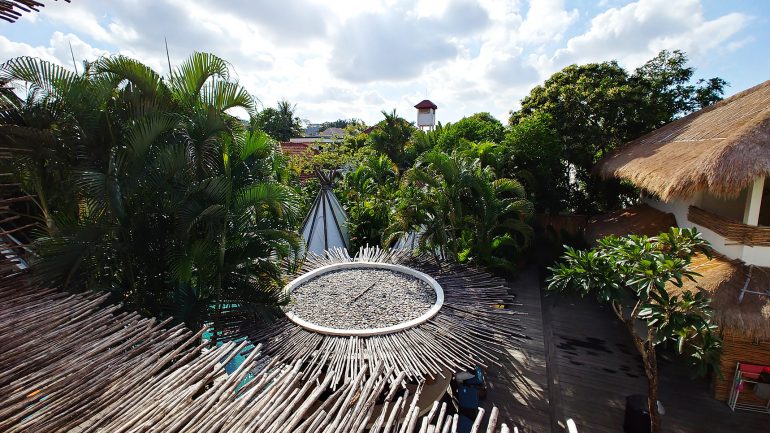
643 345 661 433
621 303 661 433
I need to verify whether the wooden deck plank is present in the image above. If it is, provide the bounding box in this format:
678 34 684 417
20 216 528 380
546 293 769 432
482 268 552 433
482 266 769 433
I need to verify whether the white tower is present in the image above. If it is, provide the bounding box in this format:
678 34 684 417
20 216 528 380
414 100 437 131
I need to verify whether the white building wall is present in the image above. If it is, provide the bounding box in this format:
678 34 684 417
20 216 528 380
417 110 435 129
643 195 770 267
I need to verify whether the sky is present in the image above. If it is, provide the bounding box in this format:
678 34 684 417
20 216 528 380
2 0 769 126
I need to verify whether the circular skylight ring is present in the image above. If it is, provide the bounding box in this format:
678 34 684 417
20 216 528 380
283 261 444 336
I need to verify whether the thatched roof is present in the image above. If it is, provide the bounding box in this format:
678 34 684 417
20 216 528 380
596 80 770 201
669 253 770 340
585 203 677 243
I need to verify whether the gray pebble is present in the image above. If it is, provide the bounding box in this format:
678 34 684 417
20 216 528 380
288 268 436 330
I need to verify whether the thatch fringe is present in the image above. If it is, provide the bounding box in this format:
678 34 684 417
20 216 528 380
668 252 770 340
596 79 770 201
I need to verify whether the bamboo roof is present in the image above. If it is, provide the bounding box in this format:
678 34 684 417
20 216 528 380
669 252 770 340
596 80 770 201
0 253 516 432
219 246 526 389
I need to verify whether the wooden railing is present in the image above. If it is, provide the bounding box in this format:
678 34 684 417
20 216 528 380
688 206 770 247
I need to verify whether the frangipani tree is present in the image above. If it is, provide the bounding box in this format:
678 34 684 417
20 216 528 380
547 228 721 433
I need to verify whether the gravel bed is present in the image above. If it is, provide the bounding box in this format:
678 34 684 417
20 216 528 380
288 268 437 330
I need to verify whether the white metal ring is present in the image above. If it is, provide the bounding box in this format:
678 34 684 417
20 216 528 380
283 261 445 336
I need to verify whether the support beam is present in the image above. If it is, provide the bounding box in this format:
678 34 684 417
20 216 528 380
742 177 764 225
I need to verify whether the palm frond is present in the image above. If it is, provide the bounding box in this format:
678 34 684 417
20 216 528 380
91 55 170 102
1 56 78 100
169 52 229 103
200 80 256 116
234 182 300 222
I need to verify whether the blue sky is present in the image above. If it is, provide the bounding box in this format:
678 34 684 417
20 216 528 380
2 0 768 125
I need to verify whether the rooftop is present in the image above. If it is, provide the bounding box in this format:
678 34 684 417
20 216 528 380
596 79 770 201
414 99 438 109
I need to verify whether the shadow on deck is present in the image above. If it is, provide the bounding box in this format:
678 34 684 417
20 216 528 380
483 267 768 432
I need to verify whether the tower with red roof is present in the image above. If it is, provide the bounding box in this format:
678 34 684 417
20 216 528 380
414 99 437 131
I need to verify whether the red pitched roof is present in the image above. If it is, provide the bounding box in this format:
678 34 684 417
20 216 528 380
414 100 437 109
280 141 315 157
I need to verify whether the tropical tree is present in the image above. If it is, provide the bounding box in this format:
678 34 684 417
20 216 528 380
547 228 721 433
337 153 399 251
171 128 300 327
0 53 300 328
318 118 362 130
391 150 533 270
510 50 726 212
437 112 505 150
254 99 303 141
470 176 534 271
501 113 568 213
367 110 415 169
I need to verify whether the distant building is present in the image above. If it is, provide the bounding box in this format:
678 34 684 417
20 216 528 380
279 127 348 182
304 124 322 137
319 127 346 138
414 100 437 131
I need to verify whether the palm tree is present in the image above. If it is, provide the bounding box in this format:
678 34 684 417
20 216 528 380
338 154 398 251
172 128 301 327
1 53 300 328
391 150 533 269
470 176 534 271
367 110 414 169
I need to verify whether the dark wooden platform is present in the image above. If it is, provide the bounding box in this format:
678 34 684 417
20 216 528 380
483 269 551 433
484 267 769 432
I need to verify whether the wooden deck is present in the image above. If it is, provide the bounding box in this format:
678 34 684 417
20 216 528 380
483 269 551 433
484 267 769 432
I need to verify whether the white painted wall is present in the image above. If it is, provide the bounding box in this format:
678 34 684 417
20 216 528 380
701 189 747 221
643 194 770 267
417 109 435 129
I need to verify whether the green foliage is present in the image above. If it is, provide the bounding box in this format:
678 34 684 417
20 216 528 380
389 150 534 271
437 112 505 150
1 53 300 329
336 154 399 251
510 50 726 213
501 113 567 213
318 118 362 130
254 99 303 142
307 110 535 271
366 110 416 168
548 228 721 432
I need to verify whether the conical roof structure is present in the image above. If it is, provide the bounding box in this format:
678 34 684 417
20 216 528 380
300 171 349 254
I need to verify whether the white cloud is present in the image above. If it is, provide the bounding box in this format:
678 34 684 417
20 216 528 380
0 0 755 125
551 0 749 69
0 32 109 68
519 0 579 44
328 0 490 82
